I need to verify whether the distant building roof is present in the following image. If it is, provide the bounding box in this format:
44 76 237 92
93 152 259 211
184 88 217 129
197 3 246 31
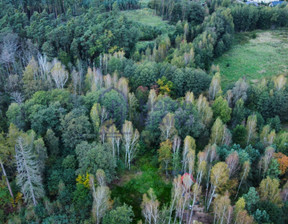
245 1 259 6
269 1 285 6
253 0 274 3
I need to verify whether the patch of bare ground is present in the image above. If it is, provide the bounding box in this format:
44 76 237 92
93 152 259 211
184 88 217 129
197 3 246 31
183 205 213 224
112 171 143 187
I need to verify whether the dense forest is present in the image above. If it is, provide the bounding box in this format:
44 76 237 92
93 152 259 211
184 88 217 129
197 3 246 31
1 0 288 223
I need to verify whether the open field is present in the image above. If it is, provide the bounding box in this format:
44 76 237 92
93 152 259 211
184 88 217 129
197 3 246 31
214 29 288 87
122 8 171 28
111 155 171 221
122 8 175 51
139 0 150 8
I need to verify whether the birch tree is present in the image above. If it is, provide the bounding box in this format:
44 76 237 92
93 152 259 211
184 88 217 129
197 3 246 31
233 197 254 224
258 146 275 177
235 161 250 199
141 188 160 224
260 125 276 147
85 67 103 91
107 124 121 159
259 177 282 206
226 90 233 107
99 124 108 144
260 125 271 146
90 103 101 135
15 136 44 206
0 133 15 199
117 77 129 98
0 158 14 199
267 130 276 146
188 183 202 223
0 33 18 74
213 193 233 224
158 140 172 177
172 135 181 175
115 132 122 160
210 117 224 145
98 108 109 144
100 107 109 126
246 115 257 146
196 94 213 126
182 136 196 173
84 67 93 91
50 59 68 89
184 22 189 40
232 78 249 105
159 113 177 140
204 144 218 207
234 197 245 223
274 74 287 91
37 54 51 81
10 92 24 105
104 74 113 89
168 176 182 224
22 57 42 97
185 91 194 104
207 162 229 211
122 120 139 169
71 69 81 94
187 149 196 176
209 72 222 100
90 174 112 224
112 72 119 88
148 89 157 112
225 151 239 178
196 152 207 184
179 174 193 223
94 67 104 90
232 99 245 127
128 92 138 121
221 126 232 146
96 169 106 187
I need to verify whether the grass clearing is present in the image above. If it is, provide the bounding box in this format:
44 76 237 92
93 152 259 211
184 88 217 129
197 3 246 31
123 8 175 52
139 0 150 8
214 29 288 87
111 167 171 218
122 8 168 27
111 153 171 222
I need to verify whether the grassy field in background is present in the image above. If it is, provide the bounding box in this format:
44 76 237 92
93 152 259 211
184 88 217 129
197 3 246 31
122 8 170 27
139 0 150 8
214 29 288 87
122 8 174 52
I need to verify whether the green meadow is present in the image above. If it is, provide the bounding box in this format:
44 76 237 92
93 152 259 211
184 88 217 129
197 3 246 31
121 8 170 27
214 29 288 87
